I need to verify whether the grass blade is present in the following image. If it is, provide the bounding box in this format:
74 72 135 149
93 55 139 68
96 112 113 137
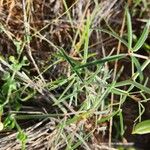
131 56 144 82
83 12 91 63
130 80 150 94
126 7 132 50
60 48 83 81
75 54 127 69
115 79 150 94
97 110 119 124
93 28 128 48
133 20 150 51
119 110 124 136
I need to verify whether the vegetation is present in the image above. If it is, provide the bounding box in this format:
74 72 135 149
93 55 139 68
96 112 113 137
0 0 150 149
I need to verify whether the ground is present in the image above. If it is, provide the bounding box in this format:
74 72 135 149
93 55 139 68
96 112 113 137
0 0 150 150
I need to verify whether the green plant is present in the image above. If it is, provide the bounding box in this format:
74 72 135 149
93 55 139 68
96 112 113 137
132 120 150 134
0 1 150 149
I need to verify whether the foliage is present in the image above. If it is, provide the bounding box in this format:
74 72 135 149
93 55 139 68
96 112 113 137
0 0 150 149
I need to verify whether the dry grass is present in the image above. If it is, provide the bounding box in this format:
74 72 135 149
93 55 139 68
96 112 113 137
0 0 150 149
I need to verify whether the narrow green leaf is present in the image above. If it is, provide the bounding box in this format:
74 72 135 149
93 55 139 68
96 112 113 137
131 56 144 82
133 20 150 51
132 120 150 134
114 80 132 87
83 13 91 63
111 87 128 96
119 110 124 135
60 48 83 81
115 79 150 94
75 54 127 69
14 113 65 120
126 7 133 50
72 132 91 150
97 110 119 124
130 80 150 94
93 28 128 48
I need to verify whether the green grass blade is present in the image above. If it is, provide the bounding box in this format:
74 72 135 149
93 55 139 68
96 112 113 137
75 54 127 69
130 80 150 94
60 48 83 81
133 20 150 51
62 0 74 28
111 87 129 96
83 13 91 63
115 79 150 94
56 78 75 103
119 110 124 136
126 7 133 50
131 56 144 82
14 113 65 120
114 80 133 87
93 28 128 48
97 110 119 124
72 132 92 150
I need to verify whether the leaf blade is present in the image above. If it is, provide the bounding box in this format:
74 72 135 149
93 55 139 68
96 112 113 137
133 20 150 51
75 54 127 69
132 120 150 134
126 7 133 50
